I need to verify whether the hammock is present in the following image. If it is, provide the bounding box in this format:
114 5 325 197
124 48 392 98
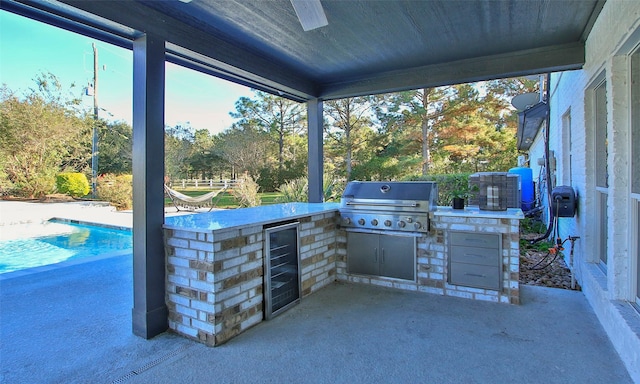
164 184 228 211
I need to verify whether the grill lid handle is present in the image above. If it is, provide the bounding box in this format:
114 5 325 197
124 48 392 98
345 201 419 208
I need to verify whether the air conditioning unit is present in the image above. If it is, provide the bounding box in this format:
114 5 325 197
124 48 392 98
469 173 521 210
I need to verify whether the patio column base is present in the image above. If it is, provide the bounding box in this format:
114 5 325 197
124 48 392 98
132 305 168 339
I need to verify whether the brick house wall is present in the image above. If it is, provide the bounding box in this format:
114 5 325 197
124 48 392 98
526 1 640 380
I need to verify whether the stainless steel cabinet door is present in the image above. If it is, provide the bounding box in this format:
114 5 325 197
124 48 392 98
379 235 415 281
347 232 380 276
347 231 416 281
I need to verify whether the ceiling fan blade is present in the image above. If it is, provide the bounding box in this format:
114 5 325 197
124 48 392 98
290 0 328 31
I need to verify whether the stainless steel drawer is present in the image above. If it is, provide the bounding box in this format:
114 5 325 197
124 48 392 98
449 263 501 290
450 232 500 249
450 245 501 267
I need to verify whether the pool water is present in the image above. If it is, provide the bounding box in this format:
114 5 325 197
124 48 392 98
0 220 132 274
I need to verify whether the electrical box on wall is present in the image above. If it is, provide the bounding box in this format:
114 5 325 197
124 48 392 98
551 186 577 217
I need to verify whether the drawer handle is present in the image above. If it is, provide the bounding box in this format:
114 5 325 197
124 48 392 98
465 254 486 258
465 273 486 278
465 240 490 245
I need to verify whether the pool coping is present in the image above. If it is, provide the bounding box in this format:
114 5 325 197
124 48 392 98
50 217 132 232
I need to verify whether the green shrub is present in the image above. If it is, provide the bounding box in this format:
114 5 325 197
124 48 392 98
275 176 345 203
277 178 308 203
323 176 345 202
409 173 472 206
3 164 57 198
258 162 307 193
97 173 132 210
56 172 90 197
231 173 261 207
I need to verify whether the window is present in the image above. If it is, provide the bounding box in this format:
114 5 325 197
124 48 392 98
595 82 608 189
631 47 640 304
594 80 608 268
632 49 640 195
561 111 572 186
636 202 640 306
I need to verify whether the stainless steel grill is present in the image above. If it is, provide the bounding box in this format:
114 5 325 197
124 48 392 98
339 181 438 233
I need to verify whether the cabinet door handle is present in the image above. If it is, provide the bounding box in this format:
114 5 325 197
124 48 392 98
374 248 378 262
381 248 385 264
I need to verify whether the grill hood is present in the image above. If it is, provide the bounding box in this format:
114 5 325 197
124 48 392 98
341 181 438 213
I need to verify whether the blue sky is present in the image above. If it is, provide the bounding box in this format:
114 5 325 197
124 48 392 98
0 10 254 134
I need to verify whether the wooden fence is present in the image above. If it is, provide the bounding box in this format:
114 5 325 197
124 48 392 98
168 179 240 190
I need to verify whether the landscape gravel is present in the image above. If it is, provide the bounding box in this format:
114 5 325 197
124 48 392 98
519 233 581 290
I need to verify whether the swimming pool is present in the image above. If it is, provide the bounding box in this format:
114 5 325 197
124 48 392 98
0 220 132 274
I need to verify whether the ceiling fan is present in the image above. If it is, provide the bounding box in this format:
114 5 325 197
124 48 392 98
177 0 328 32
290 0 328 31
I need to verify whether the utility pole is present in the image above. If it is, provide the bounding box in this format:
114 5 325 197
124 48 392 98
91 43 99 198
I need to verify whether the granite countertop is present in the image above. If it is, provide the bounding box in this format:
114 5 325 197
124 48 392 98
434 206 524 219
163 202 340 232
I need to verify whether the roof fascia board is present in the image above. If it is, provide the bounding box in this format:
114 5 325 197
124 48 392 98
55 0 319 99
1 0 136 49
581 0 606 42
319 42 586 100
166 44 311 102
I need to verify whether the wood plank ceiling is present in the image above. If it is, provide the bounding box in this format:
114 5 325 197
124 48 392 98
3 0 604 101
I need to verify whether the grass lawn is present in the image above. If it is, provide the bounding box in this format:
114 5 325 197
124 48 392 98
164 190 283 209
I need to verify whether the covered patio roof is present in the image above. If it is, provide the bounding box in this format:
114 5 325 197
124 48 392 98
4 0 603 101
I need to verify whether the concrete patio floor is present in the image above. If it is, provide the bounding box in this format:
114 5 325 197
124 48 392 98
0 252 633 384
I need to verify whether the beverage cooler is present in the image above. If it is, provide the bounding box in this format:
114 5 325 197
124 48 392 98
264 222 301 319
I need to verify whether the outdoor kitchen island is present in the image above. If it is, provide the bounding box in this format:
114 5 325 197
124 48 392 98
163 202 523 346
163 203 340 346
336 206 524 306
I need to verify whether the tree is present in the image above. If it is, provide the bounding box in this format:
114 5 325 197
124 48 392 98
372 78 534 177
188 129 218 180
0 73 92 197
165 124 195 180
99 120 132 174
214 124 272 179
324 97 375 181
375 86 461 176
431 82 525 173
230 90 305 171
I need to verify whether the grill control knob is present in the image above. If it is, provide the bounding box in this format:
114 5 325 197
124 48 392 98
371 219 379 226
384 220 392 227
357 218 365 225
343 217 351 225
414 222 422 230
397 220 406 228
406 217 413 223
